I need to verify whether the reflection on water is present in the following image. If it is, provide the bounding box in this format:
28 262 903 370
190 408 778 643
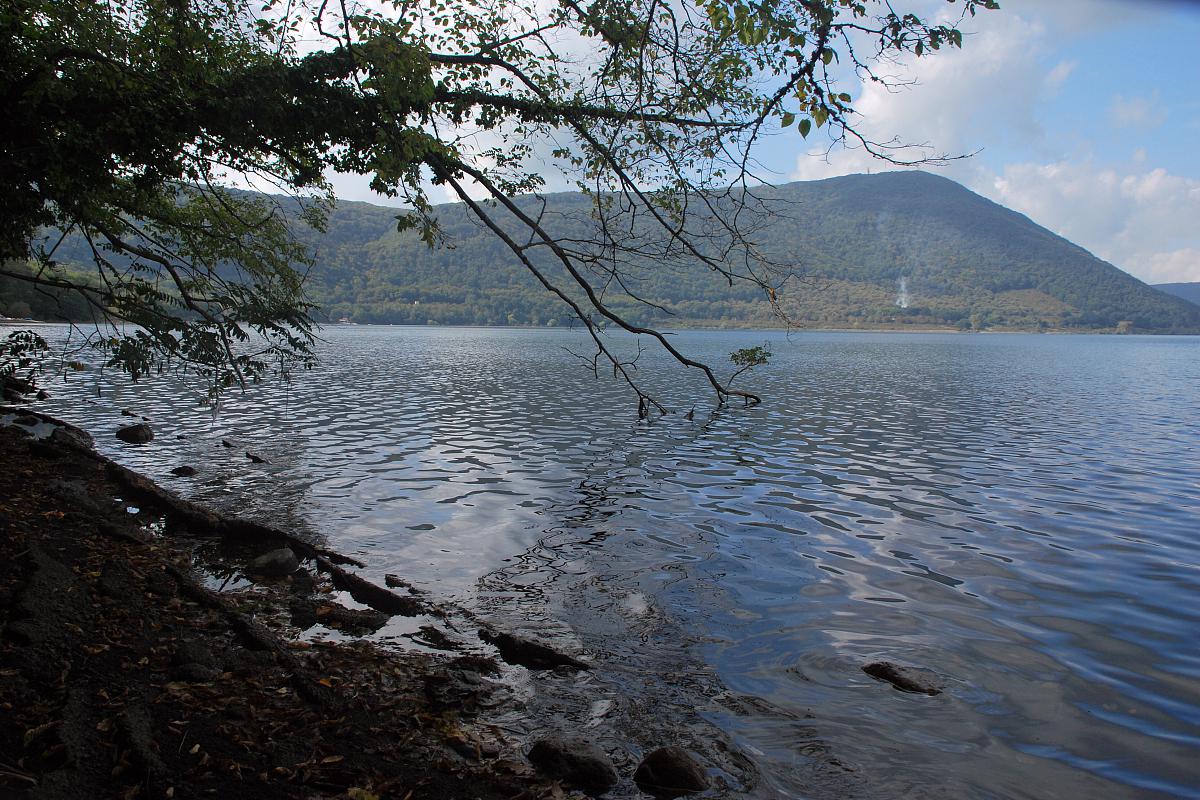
24 325 1200 799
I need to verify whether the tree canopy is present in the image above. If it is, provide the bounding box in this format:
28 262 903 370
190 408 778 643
1 0 998 408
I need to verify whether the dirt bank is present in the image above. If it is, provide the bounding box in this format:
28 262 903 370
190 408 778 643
0 416 564 800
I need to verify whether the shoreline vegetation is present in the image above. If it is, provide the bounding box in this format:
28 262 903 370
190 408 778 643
0 410 639 799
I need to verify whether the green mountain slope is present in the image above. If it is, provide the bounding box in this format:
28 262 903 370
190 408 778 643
1154 282 1200 308
12 172 1200 332
303 171 1200 332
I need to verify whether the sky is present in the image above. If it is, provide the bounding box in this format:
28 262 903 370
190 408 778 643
328 0 1200 285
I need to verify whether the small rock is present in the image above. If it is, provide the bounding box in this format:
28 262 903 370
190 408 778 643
245 451 268 464
480 629 589 671
13 414 39 426
247 547 299 578
633 747 710 798
121 409 137 417
862 661 942 695
170 465 197 477
115 422 153 444
314 602 389 634
384 573 422 595
220 439 234 448
407 625 461 651
50 425 93 450
2 375 35 400
528 736 618 796
36 389 49 400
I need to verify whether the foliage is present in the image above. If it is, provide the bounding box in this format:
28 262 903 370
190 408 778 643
1 329 49 399
2 0 1001 407
729 345 771 390
730 346 771 369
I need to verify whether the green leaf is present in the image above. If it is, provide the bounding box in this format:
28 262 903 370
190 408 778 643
798 118 811 138
781 111 796 128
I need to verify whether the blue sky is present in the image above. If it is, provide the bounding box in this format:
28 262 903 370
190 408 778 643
776 0 1200 284
328 0 1200 285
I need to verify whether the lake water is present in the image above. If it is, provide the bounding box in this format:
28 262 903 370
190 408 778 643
18 325 1200 799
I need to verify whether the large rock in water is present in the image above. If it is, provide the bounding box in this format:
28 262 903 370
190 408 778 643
862 661 942 695
115 423 153 444
633 747 710 798
247 547 299 578
479 629 590 670
528 736 617 796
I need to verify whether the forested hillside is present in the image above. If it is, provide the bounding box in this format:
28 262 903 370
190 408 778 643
303 172 1200 332
1154 282 1200 308
9 172 1200 332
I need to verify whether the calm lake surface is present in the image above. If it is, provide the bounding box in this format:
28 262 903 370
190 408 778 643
22 325 1200 798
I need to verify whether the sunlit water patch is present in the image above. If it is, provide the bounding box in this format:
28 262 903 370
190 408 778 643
14 323 1200 799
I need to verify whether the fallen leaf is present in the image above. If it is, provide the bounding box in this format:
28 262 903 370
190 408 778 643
23 721 58 747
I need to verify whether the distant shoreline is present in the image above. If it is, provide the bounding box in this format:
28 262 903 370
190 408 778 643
7 318 1199 336
293 320 1200 336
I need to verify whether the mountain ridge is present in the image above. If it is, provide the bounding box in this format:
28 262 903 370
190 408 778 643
1154 282 1200 308
6 172 1200 333
302 171 1200 332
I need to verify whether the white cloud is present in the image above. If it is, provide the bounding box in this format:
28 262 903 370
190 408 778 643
1140 249 1200 284
791 8 1062 180
987 162 1200 283
1045 60 1077 95
1109 92 1168 129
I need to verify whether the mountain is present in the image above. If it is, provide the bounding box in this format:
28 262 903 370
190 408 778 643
1154 282 1200 308
299 171 1200 332
9 172 1200 332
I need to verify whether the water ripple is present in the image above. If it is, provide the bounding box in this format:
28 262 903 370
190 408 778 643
20 324 1200 799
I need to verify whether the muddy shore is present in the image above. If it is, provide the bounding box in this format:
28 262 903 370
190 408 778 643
0 413 583 799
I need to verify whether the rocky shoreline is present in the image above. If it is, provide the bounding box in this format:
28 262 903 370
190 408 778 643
0 409 707 799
